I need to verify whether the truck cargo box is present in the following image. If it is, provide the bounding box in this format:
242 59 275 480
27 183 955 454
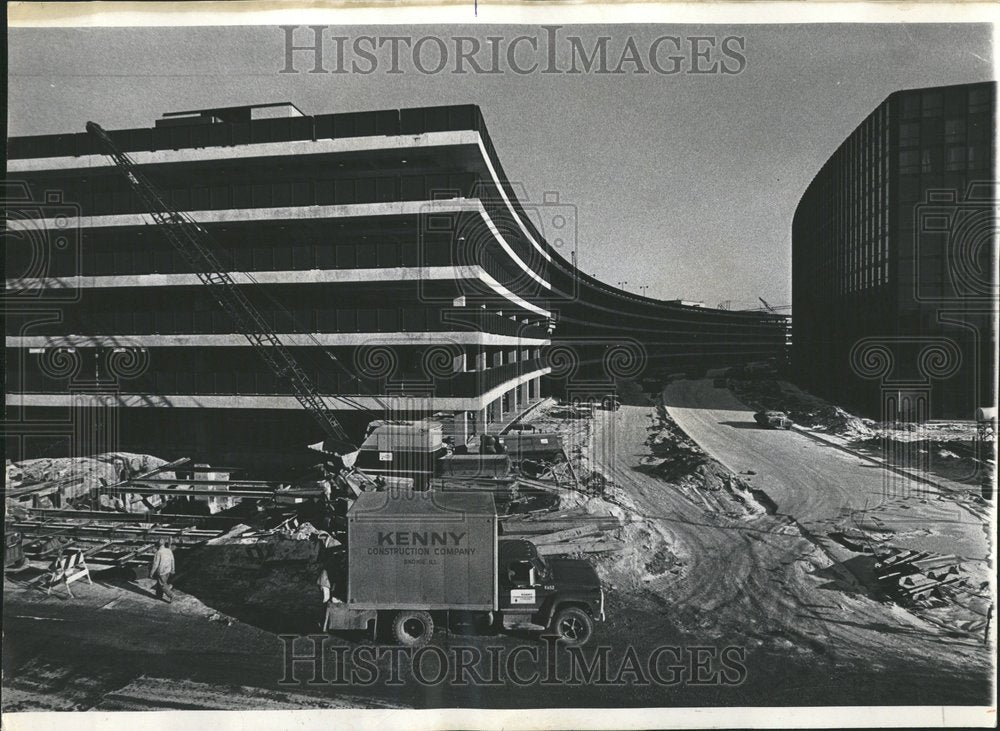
347 491 497 611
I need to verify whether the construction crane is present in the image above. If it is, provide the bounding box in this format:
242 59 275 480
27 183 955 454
86 122 360 458
756 297 792 314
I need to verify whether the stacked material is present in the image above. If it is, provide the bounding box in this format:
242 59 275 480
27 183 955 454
874 549 969 607
5 453 169 512
501 507 623 556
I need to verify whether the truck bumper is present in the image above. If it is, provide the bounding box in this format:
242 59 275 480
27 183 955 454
324 605 377 631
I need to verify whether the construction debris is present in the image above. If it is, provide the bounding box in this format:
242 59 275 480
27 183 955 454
874 549 972 607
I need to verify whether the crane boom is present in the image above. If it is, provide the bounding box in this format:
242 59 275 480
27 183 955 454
86 121 356 453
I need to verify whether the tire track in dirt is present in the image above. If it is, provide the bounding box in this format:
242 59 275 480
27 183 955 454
589 401 990 670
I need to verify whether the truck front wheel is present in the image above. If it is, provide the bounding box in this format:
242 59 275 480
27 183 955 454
551 607 593 646
392 610 434 647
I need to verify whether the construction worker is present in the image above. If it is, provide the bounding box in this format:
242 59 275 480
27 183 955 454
149 537 176 603
316 565 343 631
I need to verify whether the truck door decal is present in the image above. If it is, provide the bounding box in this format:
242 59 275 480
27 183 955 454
379 452 393 462
510 589 536 605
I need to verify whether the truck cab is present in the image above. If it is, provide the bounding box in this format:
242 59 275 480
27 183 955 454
498 538 605 646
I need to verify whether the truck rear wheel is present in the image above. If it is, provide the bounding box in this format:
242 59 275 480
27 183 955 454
392 610 434 647
551 607 593 647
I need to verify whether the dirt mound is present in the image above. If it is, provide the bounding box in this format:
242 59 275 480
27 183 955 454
643 406 709 479
808 405 875 439
178 529 331 633
729 377 879 439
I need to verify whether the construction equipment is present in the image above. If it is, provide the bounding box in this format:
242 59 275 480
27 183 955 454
754 297 791 313
86 121 384 537
330 491 605 646
86 122 358 458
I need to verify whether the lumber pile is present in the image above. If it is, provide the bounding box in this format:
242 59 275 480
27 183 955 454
874 549 970 607
501 508 623 556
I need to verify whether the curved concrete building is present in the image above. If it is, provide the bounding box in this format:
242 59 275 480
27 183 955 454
5 103 786 466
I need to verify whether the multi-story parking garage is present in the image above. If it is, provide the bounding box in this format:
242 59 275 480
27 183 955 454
5 103 786 467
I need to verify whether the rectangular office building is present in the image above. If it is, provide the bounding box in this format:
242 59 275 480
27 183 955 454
792 82 996 420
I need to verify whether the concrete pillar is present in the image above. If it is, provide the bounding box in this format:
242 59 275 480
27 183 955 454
455 352 467 374
454 411 471 444
475 348 487 371
477 407 488 434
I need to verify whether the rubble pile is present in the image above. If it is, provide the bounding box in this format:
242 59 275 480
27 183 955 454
727 375 876 439
5 453 171 512
871 547 992 638
643 406 709 480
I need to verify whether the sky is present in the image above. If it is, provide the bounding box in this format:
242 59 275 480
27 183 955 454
6 23 994 309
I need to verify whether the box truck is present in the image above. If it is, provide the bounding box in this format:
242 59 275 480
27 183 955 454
326 491 605 646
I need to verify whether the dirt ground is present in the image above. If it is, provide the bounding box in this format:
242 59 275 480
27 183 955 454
2 387 994 711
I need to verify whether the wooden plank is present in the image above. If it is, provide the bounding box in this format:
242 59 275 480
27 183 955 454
502 517 621 536
83 541 117 558
561 449 581 489
878 550 930 569
531 524 605 545
900 576 963 595
117 543 157 566
536 539 623 556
